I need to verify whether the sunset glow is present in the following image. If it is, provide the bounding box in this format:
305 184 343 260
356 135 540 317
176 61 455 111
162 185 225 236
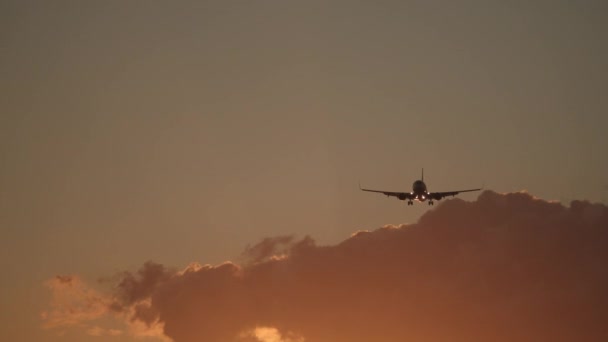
1 1 607 342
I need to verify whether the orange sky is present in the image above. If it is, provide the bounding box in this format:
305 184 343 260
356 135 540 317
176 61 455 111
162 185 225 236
1 1 607 341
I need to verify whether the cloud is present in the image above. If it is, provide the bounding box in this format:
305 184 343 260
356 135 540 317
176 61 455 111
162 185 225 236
240 236 297 264
43 191 608 341
240 327 305 342
42 273 171 341
86 326 123 337
41 275 109 328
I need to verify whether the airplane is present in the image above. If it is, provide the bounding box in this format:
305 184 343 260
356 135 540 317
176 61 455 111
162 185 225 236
360 169 481 205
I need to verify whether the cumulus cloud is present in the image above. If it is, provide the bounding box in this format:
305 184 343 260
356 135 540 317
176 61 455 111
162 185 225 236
43 191 608 341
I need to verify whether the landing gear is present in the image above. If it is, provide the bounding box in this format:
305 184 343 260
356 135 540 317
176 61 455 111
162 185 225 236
407 200 413 206
428 200 434 206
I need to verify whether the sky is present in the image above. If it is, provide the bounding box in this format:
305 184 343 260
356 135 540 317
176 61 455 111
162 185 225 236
1 1 607 341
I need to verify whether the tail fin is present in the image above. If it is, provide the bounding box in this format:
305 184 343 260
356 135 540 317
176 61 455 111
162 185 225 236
422 168 424 181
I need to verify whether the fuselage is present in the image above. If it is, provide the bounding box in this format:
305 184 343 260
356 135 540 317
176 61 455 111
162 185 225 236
412 180 428 201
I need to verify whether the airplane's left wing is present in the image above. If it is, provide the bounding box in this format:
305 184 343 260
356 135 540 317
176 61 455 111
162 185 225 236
428 188 482 200
359 184 414 201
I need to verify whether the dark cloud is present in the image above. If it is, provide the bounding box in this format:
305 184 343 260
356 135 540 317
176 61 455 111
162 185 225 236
44 191 608 341
240 235 297 264
113 261 173 310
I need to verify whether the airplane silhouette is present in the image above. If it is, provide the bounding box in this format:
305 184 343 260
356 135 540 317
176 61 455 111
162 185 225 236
360 169 481 206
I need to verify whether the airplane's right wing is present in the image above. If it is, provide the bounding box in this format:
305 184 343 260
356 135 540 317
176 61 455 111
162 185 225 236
359 185 414 201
